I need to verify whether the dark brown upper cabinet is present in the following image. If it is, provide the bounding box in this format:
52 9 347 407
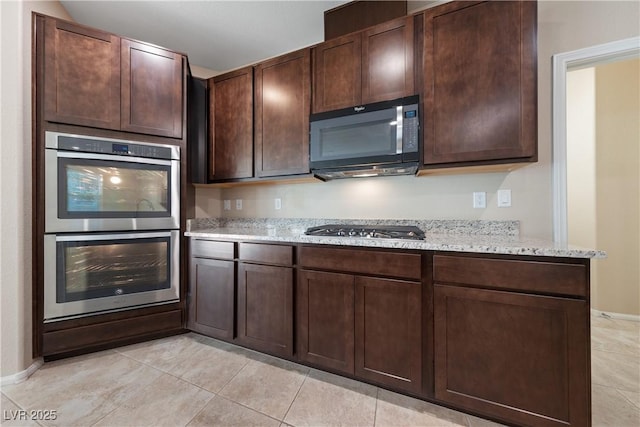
312 16 415 113
121 40 183 138
208 67 254 180
361 17 415 105
312 32 361 113
422 0 537 167
254 49 310 177
43 17 121 131
42 16 184 139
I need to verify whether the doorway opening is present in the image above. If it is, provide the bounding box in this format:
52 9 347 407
553 37 640 319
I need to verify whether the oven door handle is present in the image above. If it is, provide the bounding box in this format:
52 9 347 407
53 231 175 242
53 150 175 167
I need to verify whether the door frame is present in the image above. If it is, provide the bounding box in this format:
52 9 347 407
552 36 640 244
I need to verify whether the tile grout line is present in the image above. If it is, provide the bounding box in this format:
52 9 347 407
216 394 285 426
610 386 640 411
210 357 252 395
91 347 219 427
114 350 185 379
112 347 226 405
181 392 217 427
0 392 47 427
372 387 379 427
89 406 120 427
280 367 311 425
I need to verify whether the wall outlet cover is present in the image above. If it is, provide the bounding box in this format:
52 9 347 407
223 200 231 211
473 191 486 209
235 199 242 210
275 198 282 210
497 189 512 207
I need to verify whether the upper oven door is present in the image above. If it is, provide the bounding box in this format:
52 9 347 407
45 134 180 232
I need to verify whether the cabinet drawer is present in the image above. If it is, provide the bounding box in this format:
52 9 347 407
299 246 421 280
239 243 293 266
433 255 588 297
191 239 235 260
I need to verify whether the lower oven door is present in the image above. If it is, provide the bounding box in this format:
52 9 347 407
44 230 180 322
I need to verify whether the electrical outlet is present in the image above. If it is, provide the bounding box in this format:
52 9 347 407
497 189 512 207
223 200 231 211
274 198 282 210
235 199 242 210
473 192 486 209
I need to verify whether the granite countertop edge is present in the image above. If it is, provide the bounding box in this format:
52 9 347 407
185 226 606 259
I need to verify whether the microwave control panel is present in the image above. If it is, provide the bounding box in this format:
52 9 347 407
402 105 419 153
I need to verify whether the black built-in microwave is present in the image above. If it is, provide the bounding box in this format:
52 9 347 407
310 95 419 180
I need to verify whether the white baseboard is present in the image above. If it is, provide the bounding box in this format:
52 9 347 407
591 309 640 323
0 358 43 386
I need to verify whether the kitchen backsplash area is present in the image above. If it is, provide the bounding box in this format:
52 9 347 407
194 168 550 239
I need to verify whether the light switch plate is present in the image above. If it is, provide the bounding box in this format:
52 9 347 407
274 198 282 210
473 192 486 209
223 200 231 211
235 199 242 210
497 189 512 207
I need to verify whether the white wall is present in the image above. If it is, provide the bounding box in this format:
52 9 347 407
195 1 640 241
0 0 72 379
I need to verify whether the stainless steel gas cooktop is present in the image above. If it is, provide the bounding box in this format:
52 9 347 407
305 224 425 240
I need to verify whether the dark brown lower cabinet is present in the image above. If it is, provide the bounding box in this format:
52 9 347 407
297 267 422 394
355 276 422 394
237 262 293 357
186 240 593 427
188 257 235 340
434 284 590 427
297 270 355 374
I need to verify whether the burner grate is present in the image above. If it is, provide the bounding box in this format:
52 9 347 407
305 224 425 240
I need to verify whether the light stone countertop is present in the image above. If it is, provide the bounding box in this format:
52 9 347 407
185 219 606 259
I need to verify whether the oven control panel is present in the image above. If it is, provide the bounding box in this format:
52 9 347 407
52 133 178 160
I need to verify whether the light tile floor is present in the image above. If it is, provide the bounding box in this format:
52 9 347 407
1 314 638 427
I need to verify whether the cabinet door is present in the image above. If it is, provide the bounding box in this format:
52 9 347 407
312 33 362 113
355 277 422 394
121 40 184 138
43 17 120 130
434 285 589 427
361 16 415 104
297 270 355 374
255 49 310 177
188 257 235 340
423 1 537 165
209 67 254 180
237 263 293 357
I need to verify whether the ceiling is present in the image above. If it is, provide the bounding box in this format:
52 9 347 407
60 1 350 75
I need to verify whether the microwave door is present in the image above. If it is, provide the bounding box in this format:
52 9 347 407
310 107 401 167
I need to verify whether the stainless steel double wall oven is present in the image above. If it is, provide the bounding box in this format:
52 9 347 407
44 131 180 322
